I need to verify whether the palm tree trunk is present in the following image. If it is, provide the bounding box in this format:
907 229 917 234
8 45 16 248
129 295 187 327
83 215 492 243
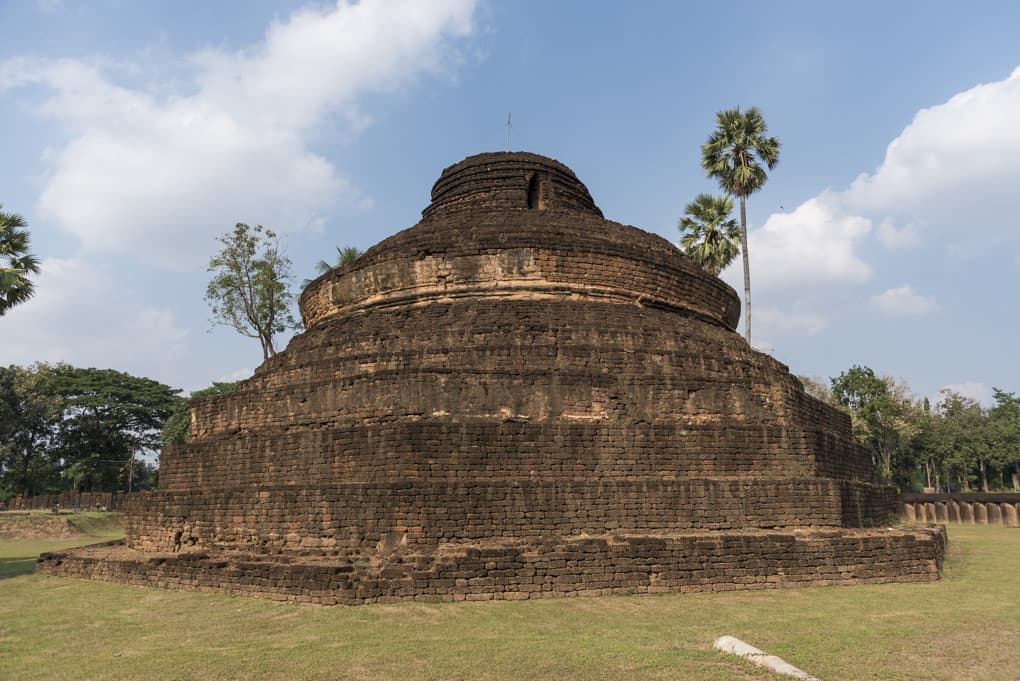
739 194 751 344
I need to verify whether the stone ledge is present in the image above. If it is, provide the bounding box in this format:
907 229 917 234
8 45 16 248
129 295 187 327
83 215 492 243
38 526 946 606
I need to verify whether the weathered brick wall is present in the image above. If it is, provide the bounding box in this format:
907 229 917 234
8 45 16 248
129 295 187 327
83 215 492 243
161 422 865 492
167 298 870 494
300 236 742 330
423 152 604 219
39 526 946 606
125 479 896 553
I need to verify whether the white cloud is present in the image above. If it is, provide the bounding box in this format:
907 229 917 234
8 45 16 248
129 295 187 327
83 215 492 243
847 67 1020 228
876 218 921 250
1 258 188 386
1 0 478 270
736 66 1020 351
747 66 1020 291
725 192 872 292
870 285 940 316
756 305 828 335
939 381 992 406
217 368 253 384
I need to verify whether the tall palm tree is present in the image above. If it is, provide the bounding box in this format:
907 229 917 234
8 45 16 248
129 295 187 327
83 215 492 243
0 206 41 316
678 194 740 276
701 107 780 344
302 245 362 288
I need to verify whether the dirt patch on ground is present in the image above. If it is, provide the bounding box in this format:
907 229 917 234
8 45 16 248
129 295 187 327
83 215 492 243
0 515 86 540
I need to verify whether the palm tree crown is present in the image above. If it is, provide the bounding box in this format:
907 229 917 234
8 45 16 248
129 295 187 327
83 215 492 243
303 245 363 289
0 206 41 316
315 246 362 277
678 194 740 276
700 107 780 345
701 107 780 198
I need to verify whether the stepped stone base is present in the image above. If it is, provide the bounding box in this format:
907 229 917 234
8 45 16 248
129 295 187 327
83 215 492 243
38 526 946 606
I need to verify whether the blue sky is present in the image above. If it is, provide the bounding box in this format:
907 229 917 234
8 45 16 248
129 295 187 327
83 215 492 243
2 0 1018 406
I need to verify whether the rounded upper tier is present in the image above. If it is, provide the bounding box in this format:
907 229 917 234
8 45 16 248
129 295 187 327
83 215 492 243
424 151 603 218
299 152 741 331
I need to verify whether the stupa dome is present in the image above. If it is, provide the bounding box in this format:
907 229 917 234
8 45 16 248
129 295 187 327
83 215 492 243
41 152 945 604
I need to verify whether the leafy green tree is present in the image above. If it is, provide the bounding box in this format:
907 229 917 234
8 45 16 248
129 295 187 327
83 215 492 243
677 194 740 276
831 366 920 484
701 107 780 344
0 364 62 498
206 223 300 363
160 381 239 446
0 205 41 316
48 367 181 492
907 398 946 492
988 388 1020 490
933 391 991 492
303 245 363 288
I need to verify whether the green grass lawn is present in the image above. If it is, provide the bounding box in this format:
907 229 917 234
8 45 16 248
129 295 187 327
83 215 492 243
0 512 124 580
1 521 1018 681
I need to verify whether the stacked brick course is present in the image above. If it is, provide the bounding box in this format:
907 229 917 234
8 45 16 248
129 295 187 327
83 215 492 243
39 152 945 601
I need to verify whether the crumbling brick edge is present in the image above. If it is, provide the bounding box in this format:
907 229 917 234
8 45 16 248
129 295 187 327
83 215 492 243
37 525 947 606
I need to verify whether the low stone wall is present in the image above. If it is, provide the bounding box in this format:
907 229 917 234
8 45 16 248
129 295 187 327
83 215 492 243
6 492 132 512
38 526 946 606
900 494 1020 526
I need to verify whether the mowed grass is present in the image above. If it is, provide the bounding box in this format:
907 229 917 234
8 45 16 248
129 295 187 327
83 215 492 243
1 522 1018 681
0 511 124 580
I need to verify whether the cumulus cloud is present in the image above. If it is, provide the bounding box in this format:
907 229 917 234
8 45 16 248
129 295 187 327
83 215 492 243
847 66 1020 229
744 66 1020 340
740 193 873 291
1 0 477 270
870 285 940 316
1 258 188 385
876 218 921 250
749 66 1020 288
756 305 828 335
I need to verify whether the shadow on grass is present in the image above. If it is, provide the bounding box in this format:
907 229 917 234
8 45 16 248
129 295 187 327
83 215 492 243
0 555 41 580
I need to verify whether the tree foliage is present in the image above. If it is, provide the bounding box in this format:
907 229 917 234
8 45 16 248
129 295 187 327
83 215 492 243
0 364 62 497
824 365 1020 492
160 381 239 447
206 223 300 363
1 364 181 497
831 366 920 484
796 375 836 405
303 245 363 288
701 107 780 344
0 205 41 316
678 194 740 276
47 366 182 492
316 245 362 277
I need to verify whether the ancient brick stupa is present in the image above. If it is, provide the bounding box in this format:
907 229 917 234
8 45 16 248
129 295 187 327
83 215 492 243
41 152 945 604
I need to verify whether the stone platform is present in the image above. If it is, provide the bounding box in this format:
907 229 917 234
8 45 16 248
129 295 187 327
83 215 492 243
39 526 946 605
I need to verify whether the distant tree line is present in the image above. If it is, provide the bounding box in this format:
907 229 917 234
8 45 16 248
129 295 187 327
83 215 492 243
802 366 1020 493
0 364 181 499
